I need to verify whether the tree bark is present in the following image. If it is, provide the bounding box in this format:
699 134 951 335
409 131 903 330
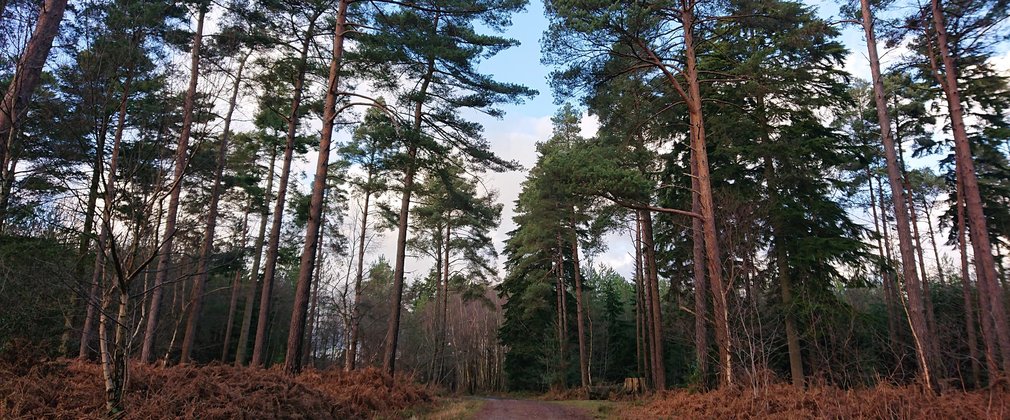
141 8 205 363
859 0 937 391
895 103 942 367
439 218 451 382
180 51 248 364
0 0 69 175
570 216 589 388
555 239 568 389
251 17 316 368
681 2 730 387
234 144 276 366
639 210 665 389
96 102 132 409
285 0 348 374
929 0 1010 372
634 218 646 379
303 212 325 368
691 149 709 388
957 177 984 386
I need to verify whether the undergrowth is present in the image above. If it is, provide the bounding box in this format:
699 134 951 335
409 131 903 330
630 382 1010 419
0 350 431 419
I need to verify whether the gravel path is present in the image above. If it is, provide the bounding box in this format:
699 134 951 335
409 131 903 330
473 398 593 420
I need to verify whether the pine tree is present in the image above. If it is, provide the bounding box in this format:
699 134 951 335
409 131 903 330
350 0 534 375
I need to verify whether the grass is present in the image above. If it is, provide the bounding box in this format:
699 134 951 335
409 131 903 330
415 397 486 420
551 399 620 419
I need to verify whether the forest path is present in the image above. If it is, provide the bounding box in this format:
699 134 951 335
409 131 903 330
472 398 594 419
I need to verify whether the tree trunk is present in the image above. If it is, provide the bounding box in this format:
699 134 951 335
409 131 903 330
929 0 1010 373
79 64 135 360
285 0 348 374
905 181 941 367
639 210 665 390
758 95 803 388
868 172 901 352
439 218 451 382
691 149 709 389
251 17 316 368
383 28 439 374
895 103 942 370
345 188 372 371
778 243 804 387
234 144 276 366
181 51 248 365
681 3 730 387
0 0 69 174
71 118 109 357
570 217 589 388
878 177 909 368
222 209 251 361
858 0 937 392
555 242 568 389
221 265 244 361
141 8 206 363
634 218 645 379
303 212 325 368
923 199 946 283
957 178 984 387
98 290 124 413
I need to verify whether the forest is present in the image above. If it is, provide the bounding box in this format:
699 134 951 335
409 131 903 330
2 0 1010 417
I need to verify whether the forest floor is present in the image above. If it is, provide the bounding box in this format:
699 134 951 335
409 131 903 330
4 342 1008 420
419 397 608 419
423 382 1010 420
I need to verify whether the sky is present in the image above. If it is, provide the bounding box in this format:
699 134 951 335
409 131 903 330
322 0 1010 284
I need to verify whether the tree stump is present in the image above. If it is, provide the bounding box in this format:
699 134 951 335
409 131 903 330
623 377 644 394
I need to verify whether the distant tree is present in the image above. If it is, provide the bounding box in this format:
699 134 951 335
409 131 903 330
350 0 535 376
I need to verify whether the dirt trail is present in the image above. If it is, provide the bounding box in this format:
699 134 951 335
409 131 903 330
473 398 592 420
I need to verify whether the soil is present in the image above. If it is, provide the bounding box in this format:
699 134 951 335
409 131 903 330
474 398 592 420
